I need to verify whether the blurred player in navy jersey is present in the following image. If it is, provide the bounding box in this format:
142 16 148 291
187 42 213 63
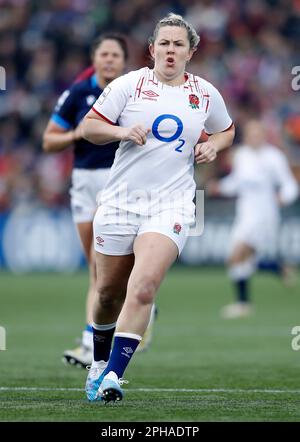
43 34 156 368
208 120 299 319
74 66 96 83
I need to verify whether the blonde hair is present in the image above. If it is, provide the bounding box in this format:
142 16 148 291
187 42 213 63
149 13 200 49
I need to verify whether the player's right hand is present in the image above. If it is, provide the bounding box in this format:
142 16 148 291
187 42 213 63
121 124 150 146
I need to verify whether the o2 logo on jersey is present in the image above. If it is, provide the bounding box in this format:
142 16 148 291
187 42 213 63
152 114 185 153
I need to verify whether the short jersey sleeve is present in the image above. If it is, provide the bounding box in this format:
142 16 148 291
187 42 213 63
270 148 299 205
204 83 232 135
92 73 131 125
218 151 239 197
51 88 76 130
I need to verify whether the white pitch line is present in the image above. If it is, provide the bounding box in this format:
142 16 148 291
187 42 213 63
0 387 300 394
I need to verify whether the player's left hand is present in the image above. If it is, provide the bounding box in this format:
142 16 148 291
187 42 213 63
194 142 217 164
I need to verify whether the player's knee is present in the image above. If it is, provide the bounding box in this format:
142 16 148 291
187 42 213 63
133 278 157 305
96 284 125 309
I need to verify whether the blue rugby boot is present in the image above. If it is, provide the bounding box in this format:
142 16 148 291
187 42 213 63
98 371 128 403
85 360 108 401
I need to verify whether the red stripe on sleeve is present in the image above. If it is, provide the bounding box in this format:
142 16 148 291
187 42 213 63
92 107 116 125
205 122 234 136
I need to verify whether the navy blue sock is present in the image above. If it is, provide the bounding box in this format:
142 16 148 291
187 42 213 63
234 279 249 303
92 322 116 362
258 260 282 276
104 333 141 379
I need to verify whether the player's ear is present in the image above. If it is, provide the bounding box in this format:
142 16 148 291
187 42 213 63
187 47 196 62
149 44 155 60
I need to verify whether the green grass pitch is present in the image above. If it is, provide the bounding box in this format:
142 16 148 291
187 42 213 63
0 266 300 422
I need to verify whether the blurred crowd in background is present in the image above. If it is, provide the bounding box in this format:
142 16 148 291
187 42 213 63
0 0 300 212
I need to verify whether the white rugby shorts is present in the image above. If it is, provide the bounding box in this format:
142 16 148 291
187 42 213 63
93 206 189 256
229 216 279 253
70 168 111 223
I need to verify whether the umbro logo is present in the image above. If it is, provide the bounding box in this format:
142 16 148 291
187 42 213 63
142 90 159 101
94 334 105 342
96 236 104 247
121 346 133 359
142 90 159 97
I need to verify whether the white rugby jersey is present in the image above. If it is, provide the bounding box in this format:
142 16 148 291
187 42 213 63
93 67 232 221
219 144 299 223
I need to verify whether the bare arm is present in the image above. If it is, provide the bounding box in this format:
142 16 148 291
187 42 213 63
82 109 150 146
195 124 235 164
43 120 82 153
